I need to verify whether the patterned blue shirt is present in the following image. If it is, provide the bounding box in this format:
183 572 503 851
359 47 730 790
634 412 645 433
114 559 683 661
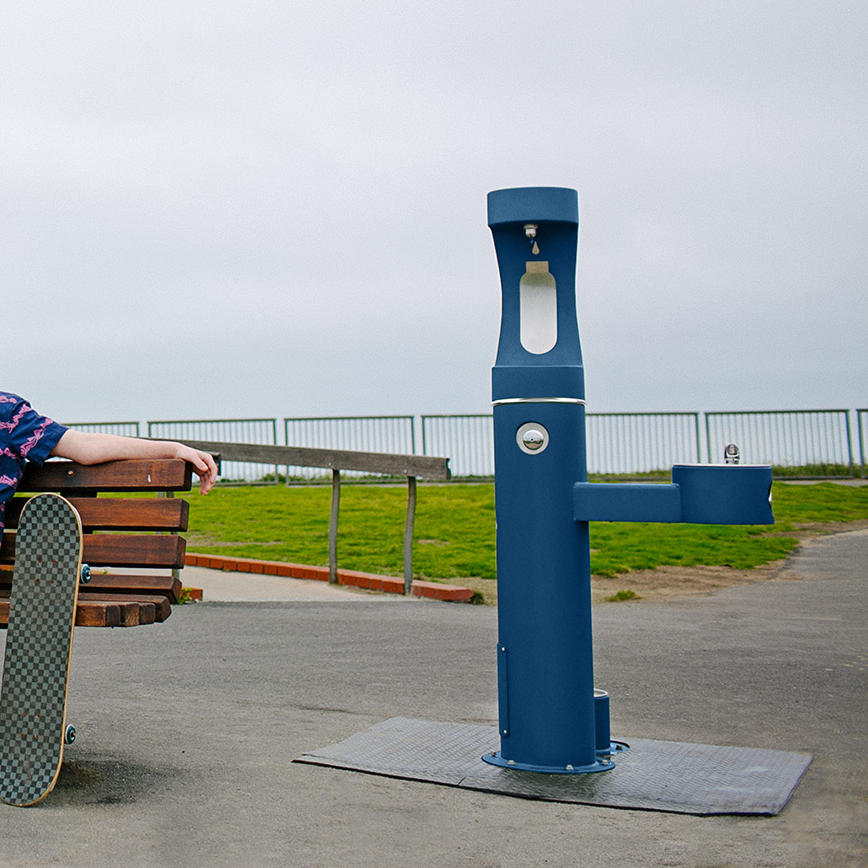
0 392 68 531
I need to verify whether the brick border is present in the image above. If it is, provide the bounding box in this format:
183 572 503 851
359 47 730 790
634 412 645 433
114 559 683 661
184 553 476 603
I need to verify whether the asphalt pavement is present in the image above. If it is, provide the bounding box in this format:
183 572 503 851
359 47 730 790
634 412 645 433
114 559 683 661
0 529 865 866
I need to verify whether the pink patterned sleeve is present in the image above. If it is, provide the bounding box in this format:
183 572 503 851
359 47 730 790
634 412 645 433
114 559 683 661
1 397 68 465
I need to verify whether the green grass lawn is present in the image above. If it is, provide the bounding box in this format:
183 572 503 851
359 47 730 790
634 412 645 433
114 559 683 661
182 481 867 582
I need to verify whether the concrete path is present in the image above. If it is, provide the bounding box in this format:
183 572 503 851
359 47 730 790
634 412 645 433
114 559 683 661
0 530 865 866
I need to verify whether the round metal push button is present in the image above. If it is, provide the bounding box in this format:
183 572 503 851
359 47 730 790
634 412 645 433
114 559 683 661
517 422 549 454
522 429 545 450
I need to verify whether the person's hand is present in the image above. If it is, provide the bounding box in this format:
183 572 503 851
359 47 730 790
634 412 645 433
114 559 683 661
173 444 218 494
52 431 219 493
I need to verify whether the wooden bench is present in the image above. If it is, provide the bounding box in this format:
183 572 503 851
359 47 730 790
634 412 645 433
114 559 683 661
0 458 197 628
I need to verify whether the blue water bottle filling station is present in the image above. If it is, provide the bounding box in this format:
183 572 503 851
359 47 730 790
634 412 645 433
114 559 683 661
483 186 774 775
296 187 813 814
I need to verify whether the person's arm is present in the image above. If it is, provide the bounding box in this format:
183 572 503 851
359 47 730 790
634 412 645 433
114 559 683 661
51 430 218 494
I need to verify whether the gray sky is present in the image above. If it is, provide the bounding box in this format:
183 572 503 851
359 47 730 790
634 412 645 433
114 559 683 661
3 1 866 425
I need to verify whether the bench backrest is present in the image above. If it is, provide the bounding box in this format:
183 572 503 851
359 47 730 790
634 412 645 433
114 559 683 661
0 459 194 627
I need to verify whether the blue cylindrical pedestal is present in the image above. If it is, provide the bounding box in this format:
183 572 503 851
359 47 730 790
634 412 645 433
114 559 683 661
485 187 612 775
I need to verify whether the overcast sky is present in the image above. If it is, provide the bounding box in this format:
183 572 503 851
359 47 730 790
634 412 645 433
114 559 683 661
3 1 865 426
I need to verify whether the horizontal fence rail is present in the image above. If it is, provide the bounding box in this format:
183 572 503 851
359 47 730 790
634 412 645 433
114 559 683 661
148 418 278 483
175 439 450 593
174 440 450 480
283 416 415 480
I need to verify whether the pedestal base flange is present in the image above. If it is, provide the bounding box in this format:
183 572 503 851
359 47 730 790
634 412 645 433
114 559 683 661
482 751 614 774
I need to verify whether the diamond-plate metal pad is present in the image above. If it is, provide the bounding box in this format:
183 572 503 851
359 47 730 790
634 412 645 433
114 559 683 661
0 494 82 807
295 717 812 815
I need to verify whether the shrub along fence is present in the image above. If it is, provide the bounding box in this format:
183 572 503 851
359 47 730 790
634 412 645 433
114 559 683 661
66 408 866 481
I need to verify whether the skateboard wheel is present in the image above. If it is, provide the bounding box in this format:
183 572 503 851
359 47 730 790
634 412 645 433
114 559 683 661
64 725 76 745
80 564 91 584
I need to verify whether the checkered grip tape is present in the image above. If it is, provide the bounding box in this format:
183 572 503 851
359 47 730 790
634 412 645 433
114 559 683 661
0 494 81 806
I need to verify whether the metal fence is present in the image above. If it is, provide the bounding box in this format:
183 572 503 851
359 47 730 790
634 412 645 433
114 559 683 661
421 414 494 478
147 418 279 483
421 412 701 477
587 412 701 476
283 416 415 480
64 421 142 437
705 410 855 476
66 409 866 481
424 410 862 478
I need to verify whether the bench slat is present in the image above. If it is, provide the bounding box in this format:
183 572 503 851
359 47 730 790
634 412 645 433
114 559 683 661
1 590 170 627
73 599 124 627
84 593 171 623
81 535 187 568
0 534 186 569
4 497 189 532
82 595 166 626
76 573 183 604
20 459 193 492
0 593 123 628
1 571 182 606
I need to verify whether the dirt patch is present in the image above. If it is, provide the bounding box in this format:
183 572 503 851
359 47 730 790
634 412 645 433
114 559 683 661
781 519 868 535
453 563 788 606
455 523 868 605
589 561 786 604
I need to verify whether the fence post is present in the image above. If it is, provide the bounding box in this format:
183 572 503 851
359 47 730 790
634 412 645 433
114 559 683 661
328 469 340 584
859 410 867 477
844 411 855 477
403 476 417 595
704 413 712 464
271 417 279 483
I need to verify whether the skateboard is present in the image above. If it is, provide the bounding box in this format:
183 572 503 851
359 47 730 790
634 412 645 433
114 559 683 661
0 494 83 806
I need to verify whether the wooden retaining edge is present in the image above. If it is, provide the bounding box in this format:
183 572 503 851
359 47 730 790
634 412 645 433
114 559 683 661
184 553 476 603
